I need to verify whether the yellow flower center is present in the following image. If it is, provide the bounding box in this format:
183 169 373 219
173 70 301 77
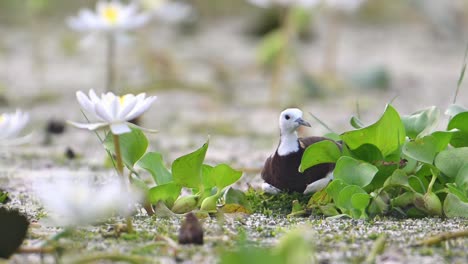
119 96 127 105
0 114 4 124
102 6 120 24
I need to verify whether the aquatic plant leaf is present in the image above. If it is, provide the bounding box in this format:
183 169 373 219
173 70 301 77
336 185 368 216
172 140 209 189
455 164 468 195
326 179 347 203
334 156 378 188
350 116 364 129
443 193 468 218
401 106 440 139
148 182 181 208
447 112 468 147
402 136 439 164
203 164 243 190
431 131 455 152
340 105 405 157
351 193 371 218
445 104 467 117
104 128 148 167
446 183 468 202
349 143 383 164
435 147 468 178
383 169 411 190
172 194 200 214
299 140 341 172
223 187 252 213
137 152 172 185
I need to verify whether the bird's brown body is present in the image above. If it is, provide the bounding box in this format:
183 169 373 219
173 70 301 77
261 136 338 193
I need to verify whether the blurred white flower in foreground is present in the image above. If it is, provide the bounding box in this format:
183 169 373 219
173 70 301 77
69 89 157 135
34 177 141 227
248 0 321 8
67 1 150 32
139 0 192 23
0 110 30 146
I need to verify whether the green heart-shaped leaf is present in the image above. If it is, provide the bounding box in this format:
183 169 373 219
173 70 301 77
172 140 209 189
104 128 148 167
435 147 468 178
137 152 172 185
334 156 378 188
340 105 405 157
148 182 181 208
443 193 468 218
401 106 440 139
402 136 438 164
299 140 341 172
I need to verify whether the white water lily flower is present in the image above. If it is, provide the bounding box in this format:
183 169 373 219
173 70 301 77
0 110 30 146
33 177 142 227
67 0 150 32
248 0 321 8
69 89 157 135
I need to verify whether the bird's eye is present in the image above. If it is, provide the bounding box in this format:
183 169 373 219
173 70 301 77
285 115 290 120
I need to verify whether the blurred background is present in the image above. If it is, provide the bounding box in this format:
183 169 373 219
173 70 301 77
0 0 468 174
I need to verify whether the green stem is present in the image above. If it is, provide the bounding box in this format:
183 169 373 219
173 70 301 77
427 169 437 194
112 134 134 233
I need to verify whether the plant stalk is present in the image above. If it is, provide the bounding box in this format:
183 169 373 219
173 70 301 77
106 33 116 92
112 134 134 233
270 6 294 106
323 10 341 75
414 230 468 247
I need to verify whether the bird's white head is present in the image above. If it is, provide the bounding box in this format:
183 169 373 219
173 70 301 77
279 108 311 135
277 108 311 156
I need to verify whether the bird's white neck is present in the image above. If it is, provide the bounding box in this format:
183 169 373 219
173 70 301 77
277 131 299 156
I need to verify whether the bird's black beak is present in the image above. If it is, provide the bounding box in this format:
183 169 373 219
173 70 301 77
295 118 311 127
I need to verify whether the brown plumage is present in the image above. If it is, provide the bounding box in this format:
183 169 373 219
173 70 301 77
261 108 341 193
262 137 338 193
